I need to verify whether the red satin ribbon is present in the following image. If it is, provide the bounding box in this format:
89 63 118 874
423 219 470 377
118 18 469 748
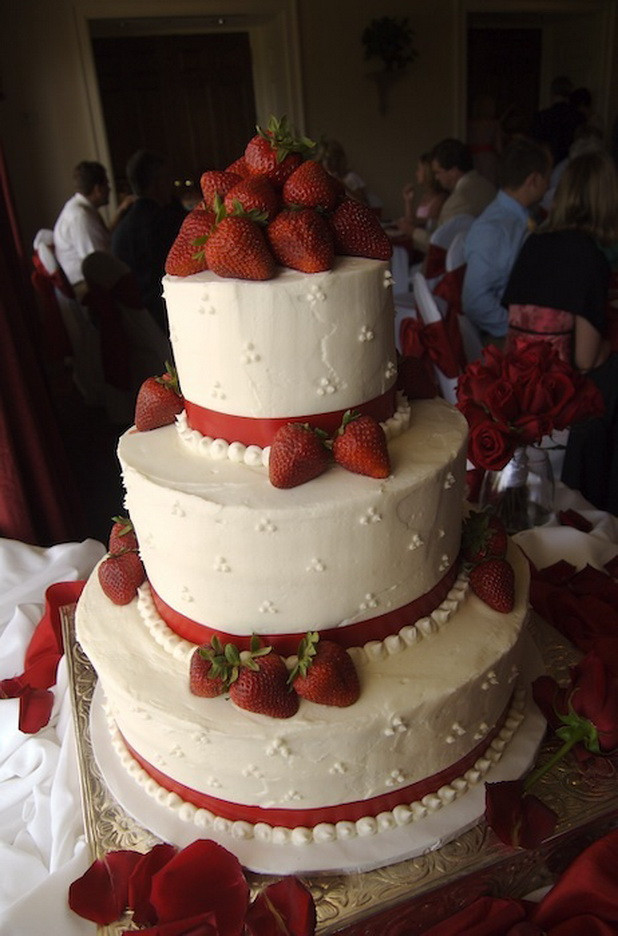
150 561 460 655
425 244 447 280
32 249 74 298
184 386 397 448
434 265 465 319
119 698 509 828
399 316 462 379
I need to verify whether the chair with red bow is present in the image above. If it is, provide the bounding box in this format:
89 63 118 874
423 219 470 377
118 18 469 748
31 230 105 406
424 214 475 287
81 252 172 425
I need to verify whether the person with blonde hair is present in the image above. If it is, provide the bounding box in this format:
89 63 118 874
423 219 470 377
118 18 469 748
503 149 618 512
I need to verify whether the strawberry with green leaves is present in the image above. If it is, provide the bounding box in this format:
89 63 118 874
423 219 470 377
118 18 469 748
229 638 299 718
98 550 145 605
269 423 331 488
164 206 214 277
330 198 392 261
332 411 391 479
108 515 138 554
199 170 242 209
223 176 280 222
189 636 236 698
461 511 508 564
469 557 515 613
244 115 314 188
289 632 360 707
266 208 334 273
282 160 342 212
204 198 276 281
135 363 184 431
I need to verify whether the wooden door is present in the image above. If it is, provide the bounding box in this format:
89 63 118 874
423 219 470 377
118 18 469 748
91 32 257 192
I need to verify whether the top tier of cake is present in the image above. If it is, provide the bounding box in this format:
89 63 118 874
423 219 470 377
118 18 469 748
162 257 397 448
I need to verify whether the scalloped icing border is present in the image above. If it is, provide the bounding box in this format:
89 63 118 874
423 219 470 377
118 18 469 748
135 569 470 665
103 683 526 847
174 393 413 468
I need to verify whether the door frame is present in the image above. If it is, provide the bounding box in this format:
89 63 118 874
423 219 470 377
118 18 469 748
72 0 304 210
453 0 617 138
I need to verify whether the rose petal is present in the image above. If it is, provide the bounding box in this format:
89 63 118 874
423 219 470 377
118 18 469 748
485 780 558 849
557 509 593 533
69 850 142 924
129 843 178 926
18 687 55 733
124 910 219 936
150 839 249 935
245 877 317 936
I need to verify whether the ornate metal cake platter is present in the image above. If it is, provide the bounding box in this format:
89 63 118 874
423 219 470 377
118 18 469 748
62 606 618 935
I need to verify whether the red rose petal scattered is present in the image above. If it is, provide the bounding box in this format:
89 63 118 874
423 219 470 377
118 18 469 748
150 840 249 934
245 877 317 936
129 842 178 926
69 850 142 924
485 779 558 849
18 686 55 734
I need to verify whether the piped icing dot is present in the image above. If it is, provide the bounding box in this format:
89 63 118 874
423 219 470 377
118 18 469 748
316 376 338 396
360 507 382 525
408 533 423 550
180 586 194 603
307 558 325 572
256 518 277 533
383 269 394 287
306 284 326 304
385 360 397 379
359 324 374 342
211 381 226 399
359 593 379 611
258 600 277 614
214 557 231 573
438 554 450 572
444 472 455 489
171 502 185 518
241 342 260 364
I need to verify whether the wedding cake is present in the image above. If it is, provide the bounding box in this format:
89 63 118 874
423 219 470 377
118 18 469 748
75 120 531 863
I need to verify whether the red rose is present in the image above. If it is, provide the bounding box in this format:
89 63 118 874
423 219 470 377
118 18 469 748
533 651 618 754
514 413 551 445
457 399 489 430
484 379 520 424
468 420 517 471
457 360 501 406
554 375 604 429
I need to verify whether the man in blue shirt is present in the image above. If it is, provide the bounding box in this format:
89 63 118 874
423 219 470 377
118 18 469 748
462 139 551 342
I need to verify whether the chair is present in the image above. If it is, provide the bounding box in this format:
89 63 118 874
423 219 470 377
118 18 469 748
82 252 172 425
425 214 475 287
411 271 460 404
32 231 106 406
445 230 467 272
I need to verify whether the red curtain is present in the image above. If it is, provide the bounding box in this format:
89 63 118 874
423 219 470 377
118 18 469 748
0 142 84 545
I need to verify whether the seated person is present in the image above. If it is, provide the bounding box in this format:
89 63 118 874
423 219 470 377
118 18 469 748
396 152 448 252
503 150 618 512
112 150 184 332
430 138 496 229
53 161 126 294
462 138 551 342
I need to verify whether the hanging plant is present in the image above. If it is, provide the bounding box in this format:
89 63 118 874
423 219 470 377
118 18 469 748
362 16 417 73
362 17 418 115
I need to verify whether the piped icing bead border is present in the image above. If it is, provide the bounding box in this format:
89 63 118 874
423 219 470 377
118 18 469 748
175 393 412 467
135 569 469 664
103 684 526 847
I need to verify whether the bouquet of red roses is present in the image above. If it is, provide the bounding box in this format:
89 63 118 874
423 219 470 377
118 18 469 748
457 338 604 471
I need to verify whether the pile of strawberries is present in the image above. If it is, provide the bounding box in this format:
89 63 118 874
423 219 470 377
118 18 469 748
190 631 360 719
461 511 515 613
270 410 391 488
165 115 392 281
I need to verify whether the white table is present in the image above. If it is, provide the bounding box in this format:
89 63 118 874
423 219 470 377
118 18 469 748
0 487 616 934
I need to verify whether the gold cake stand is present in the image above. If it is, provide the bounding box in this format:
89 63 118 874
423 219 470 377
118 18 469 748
62 606 618 935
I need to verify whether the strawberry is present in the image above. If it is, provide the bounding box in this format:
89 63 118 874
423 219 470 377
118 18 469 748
461 511 508 564
225 155 252 178
332 411 391 479
224 176 280 222
289 632 360 707
98 550 145 605
282 160 341 211
266 208 334 273
164 206 215 276
108 515 138 553
134 363 184 431
189 636 233 698
269 422 331 488
469 557 515 613
330 198 392 260
204 215 276 281
229 640 299 718
244 115 314 188
199 170 242 209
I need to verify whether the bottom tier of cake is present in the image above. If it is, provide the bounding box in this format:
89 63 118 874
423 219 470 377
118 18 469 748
76 542 531 851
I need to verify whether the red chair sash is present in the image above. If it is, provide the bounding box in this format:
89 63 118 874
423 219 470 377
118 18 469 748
84 279 134 391
30 261 72 361
434 265 465 318
32 250 74 298
399 315 462 379
424 243 447 280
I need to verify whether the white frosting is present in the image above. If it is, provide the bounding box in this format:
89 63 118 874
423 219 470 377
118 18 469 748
118 399 468 635
76 541 529 831
163 258 397 419
174 392 413 465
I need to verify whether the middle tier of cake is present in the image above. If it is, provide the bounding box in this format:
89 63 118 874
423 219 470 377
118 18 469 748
118 398 468 646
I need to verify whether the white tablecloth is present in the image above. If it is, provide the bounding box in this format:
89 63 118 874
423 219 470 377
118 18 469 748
0 487 617 934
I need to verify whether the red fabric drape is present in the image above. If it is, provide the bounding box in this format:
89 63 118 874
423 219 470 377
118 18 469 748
83 273 142 391
0 141 85 544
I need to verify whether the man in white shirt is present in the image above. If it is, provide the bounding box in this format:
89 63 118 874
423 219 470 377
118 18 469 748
53 161 112 291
